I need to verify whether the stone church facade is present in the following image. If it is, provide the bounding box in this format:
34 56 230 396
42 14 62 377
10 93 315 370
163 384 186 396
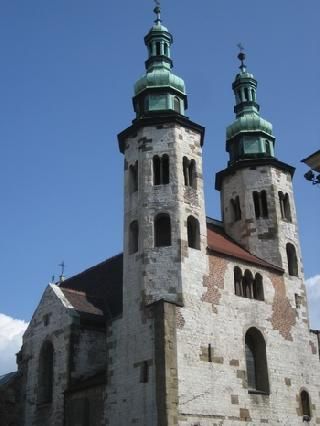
9 6 320 426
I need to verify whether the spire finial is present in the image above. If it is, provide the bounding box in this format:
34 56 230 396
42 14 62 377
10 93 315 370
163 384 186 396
237 43 246 72
58 260 65 282
153 0 161 24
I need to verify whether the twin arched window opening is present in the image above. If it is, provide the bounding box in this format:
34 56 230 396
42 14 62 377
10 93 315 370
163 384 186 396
183 157 196 189
38 341 54 404
230 196 241 222
286 243 298 276
245 328 269 394
279 191 291 222
187 216 200 250
153 155 169 185
253 190 268 219
234 267 264 301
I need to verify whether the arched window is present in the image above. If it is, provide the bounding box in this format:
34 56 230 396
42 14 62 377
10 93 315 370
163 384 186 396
253 273 264 301
183 157 196 189
153 155 169 185
187 216 200 250
174 97 181 113
230 196 241 222
245 328 269 394
278 191 291 222
129 161 138 193
234 267 243 296
301 390 311 421
129 221 139 254
253 191 268 219
243 269 254 299
38 341 54 403
154 214 171 247
286 243 298 276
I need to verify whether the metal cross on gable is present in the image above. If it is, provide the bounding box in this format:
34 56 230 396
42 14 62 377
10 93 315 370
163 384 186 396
58 260 65 277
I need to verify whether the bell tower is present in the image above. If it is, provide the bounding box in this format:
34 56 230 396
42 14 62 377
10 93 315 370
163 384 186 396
216 51 302 277
118 5 207 308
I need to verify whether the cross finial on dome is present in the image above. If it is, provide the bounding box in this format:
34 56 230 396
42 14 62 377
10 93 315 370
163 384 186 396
237 43 246 72
153 0 161 24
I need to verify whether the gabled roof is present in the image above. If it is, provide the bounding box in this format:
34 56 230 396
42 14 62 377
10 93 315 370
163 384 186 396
59 254 123 320
59 287 104 317
206 218 283 272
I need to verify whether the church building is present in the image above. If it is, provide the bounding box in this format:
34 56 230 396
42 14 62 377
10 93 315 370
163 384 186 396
13 5 320 425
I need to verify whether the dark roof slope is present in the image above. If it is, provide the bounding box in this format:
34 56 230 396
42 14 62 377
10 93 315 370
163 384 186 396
59 254 123 319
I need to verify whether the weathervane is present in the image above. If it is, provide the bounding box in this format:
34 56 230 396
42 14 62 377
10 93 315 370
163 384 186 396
237 43 246 72
154 0 161 23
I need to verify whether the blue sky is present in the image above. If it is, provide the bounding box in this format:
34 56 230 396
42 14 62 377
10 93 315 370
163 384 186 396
0 0 319 371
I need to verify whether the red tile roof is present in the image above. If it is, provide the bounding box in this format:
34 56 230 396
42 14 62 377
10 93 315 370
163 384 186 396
206 219 283 272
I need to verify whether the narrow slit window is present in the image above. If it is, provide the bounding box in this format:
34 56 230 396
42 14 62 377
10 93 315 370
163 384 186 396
187 216 200 250
279 191 291 221
154 214 171 247
253 273 264 301
129 161 138 193
231 197 241 222
140 361 149 383
301 390 311 421
38 341 54 403
253 191 260 218
162 154 169 184
129 221 139 254
156 42 161 55
183 157 197 188
174 96 181 113
164 43 168 56
153 156 161 185
244 87 249 101
261 190 268 218
183 157 189 186
286 243 298 276
243 270 254 299
234 267 243 296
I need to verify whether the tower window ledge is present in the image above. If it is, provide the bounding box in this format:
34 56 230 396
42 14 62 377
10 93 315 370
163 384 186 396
248 389 270 396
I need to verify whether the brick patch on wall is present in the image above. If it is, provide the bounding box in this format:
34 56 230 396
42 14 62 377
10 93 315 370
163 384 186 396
201 255 227 312
269 274 296 340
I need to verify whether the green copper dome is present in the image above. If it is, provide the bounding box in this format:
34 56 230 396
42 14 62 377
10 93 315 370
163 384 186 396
132 6 187 118
226 114 273 139
134 69 186 96
225 52 276 164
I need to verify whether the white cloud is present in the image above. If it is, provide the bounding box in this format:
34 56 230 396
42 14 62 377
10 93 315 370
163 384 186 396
305 275 320 330
0 313 28 376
